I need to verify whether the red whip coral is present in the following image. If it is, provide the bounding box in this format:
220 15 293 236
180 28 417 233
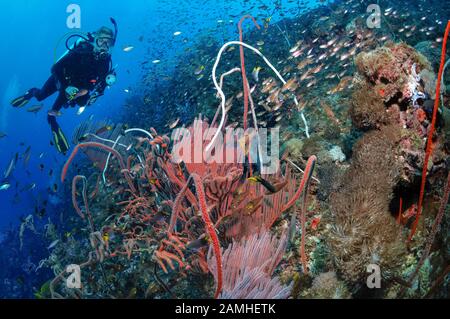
238 15 261 177
191 173 223 299
280 155 316 274
238 15 261 131
281 155 317 213
407 172 450 289
410 21 450 240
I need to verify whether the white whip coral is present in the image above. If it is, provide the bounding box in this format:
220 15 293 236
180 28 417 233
102 128 154 183
207 40 310 154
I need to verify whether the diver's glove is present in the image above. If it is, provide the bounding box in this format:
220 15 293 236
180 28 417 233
65 86 79 100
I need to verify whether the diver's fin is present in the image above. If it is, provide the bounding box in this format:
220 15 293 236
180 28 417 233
10 90 35 108
51 126 70 155
10 93 32 108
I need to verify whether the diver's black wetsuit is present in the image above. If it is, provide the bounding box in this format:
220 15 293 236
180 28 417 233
29 41 111 131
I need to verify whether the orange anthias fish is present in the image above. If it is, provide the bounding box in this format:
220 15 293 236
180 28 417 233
296 58 313 71
282 78 298 92
261 78 277 94
321 101 340 125
330 76 353 94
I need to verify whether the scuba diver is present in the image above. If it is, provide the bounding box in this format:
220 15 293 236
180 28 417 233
11 19 118 155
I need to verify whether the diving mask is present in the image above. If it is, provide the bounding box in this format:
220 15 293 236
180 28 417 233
95 36 114 53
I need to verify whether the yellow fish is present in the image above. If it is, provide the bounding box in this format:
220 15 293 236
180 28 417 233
252 66 262 82
247 176 285 194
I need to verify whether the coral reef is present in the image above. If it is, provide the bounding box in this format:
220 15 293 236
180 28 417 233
328 36 449 296
308 271 351 299
351 43 433 130
45 118 318 299
328 126 407 288
7 1 449 300
350 80 391 130
415 41 446 70
411 22 450 240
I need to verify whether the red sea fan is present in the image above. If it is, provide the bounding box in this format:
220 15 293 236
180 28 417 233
207 229 292 299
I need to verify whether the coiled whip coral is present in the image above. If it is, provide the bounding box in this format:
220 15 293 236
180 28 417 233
61 141 137 194
207 40 310 155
